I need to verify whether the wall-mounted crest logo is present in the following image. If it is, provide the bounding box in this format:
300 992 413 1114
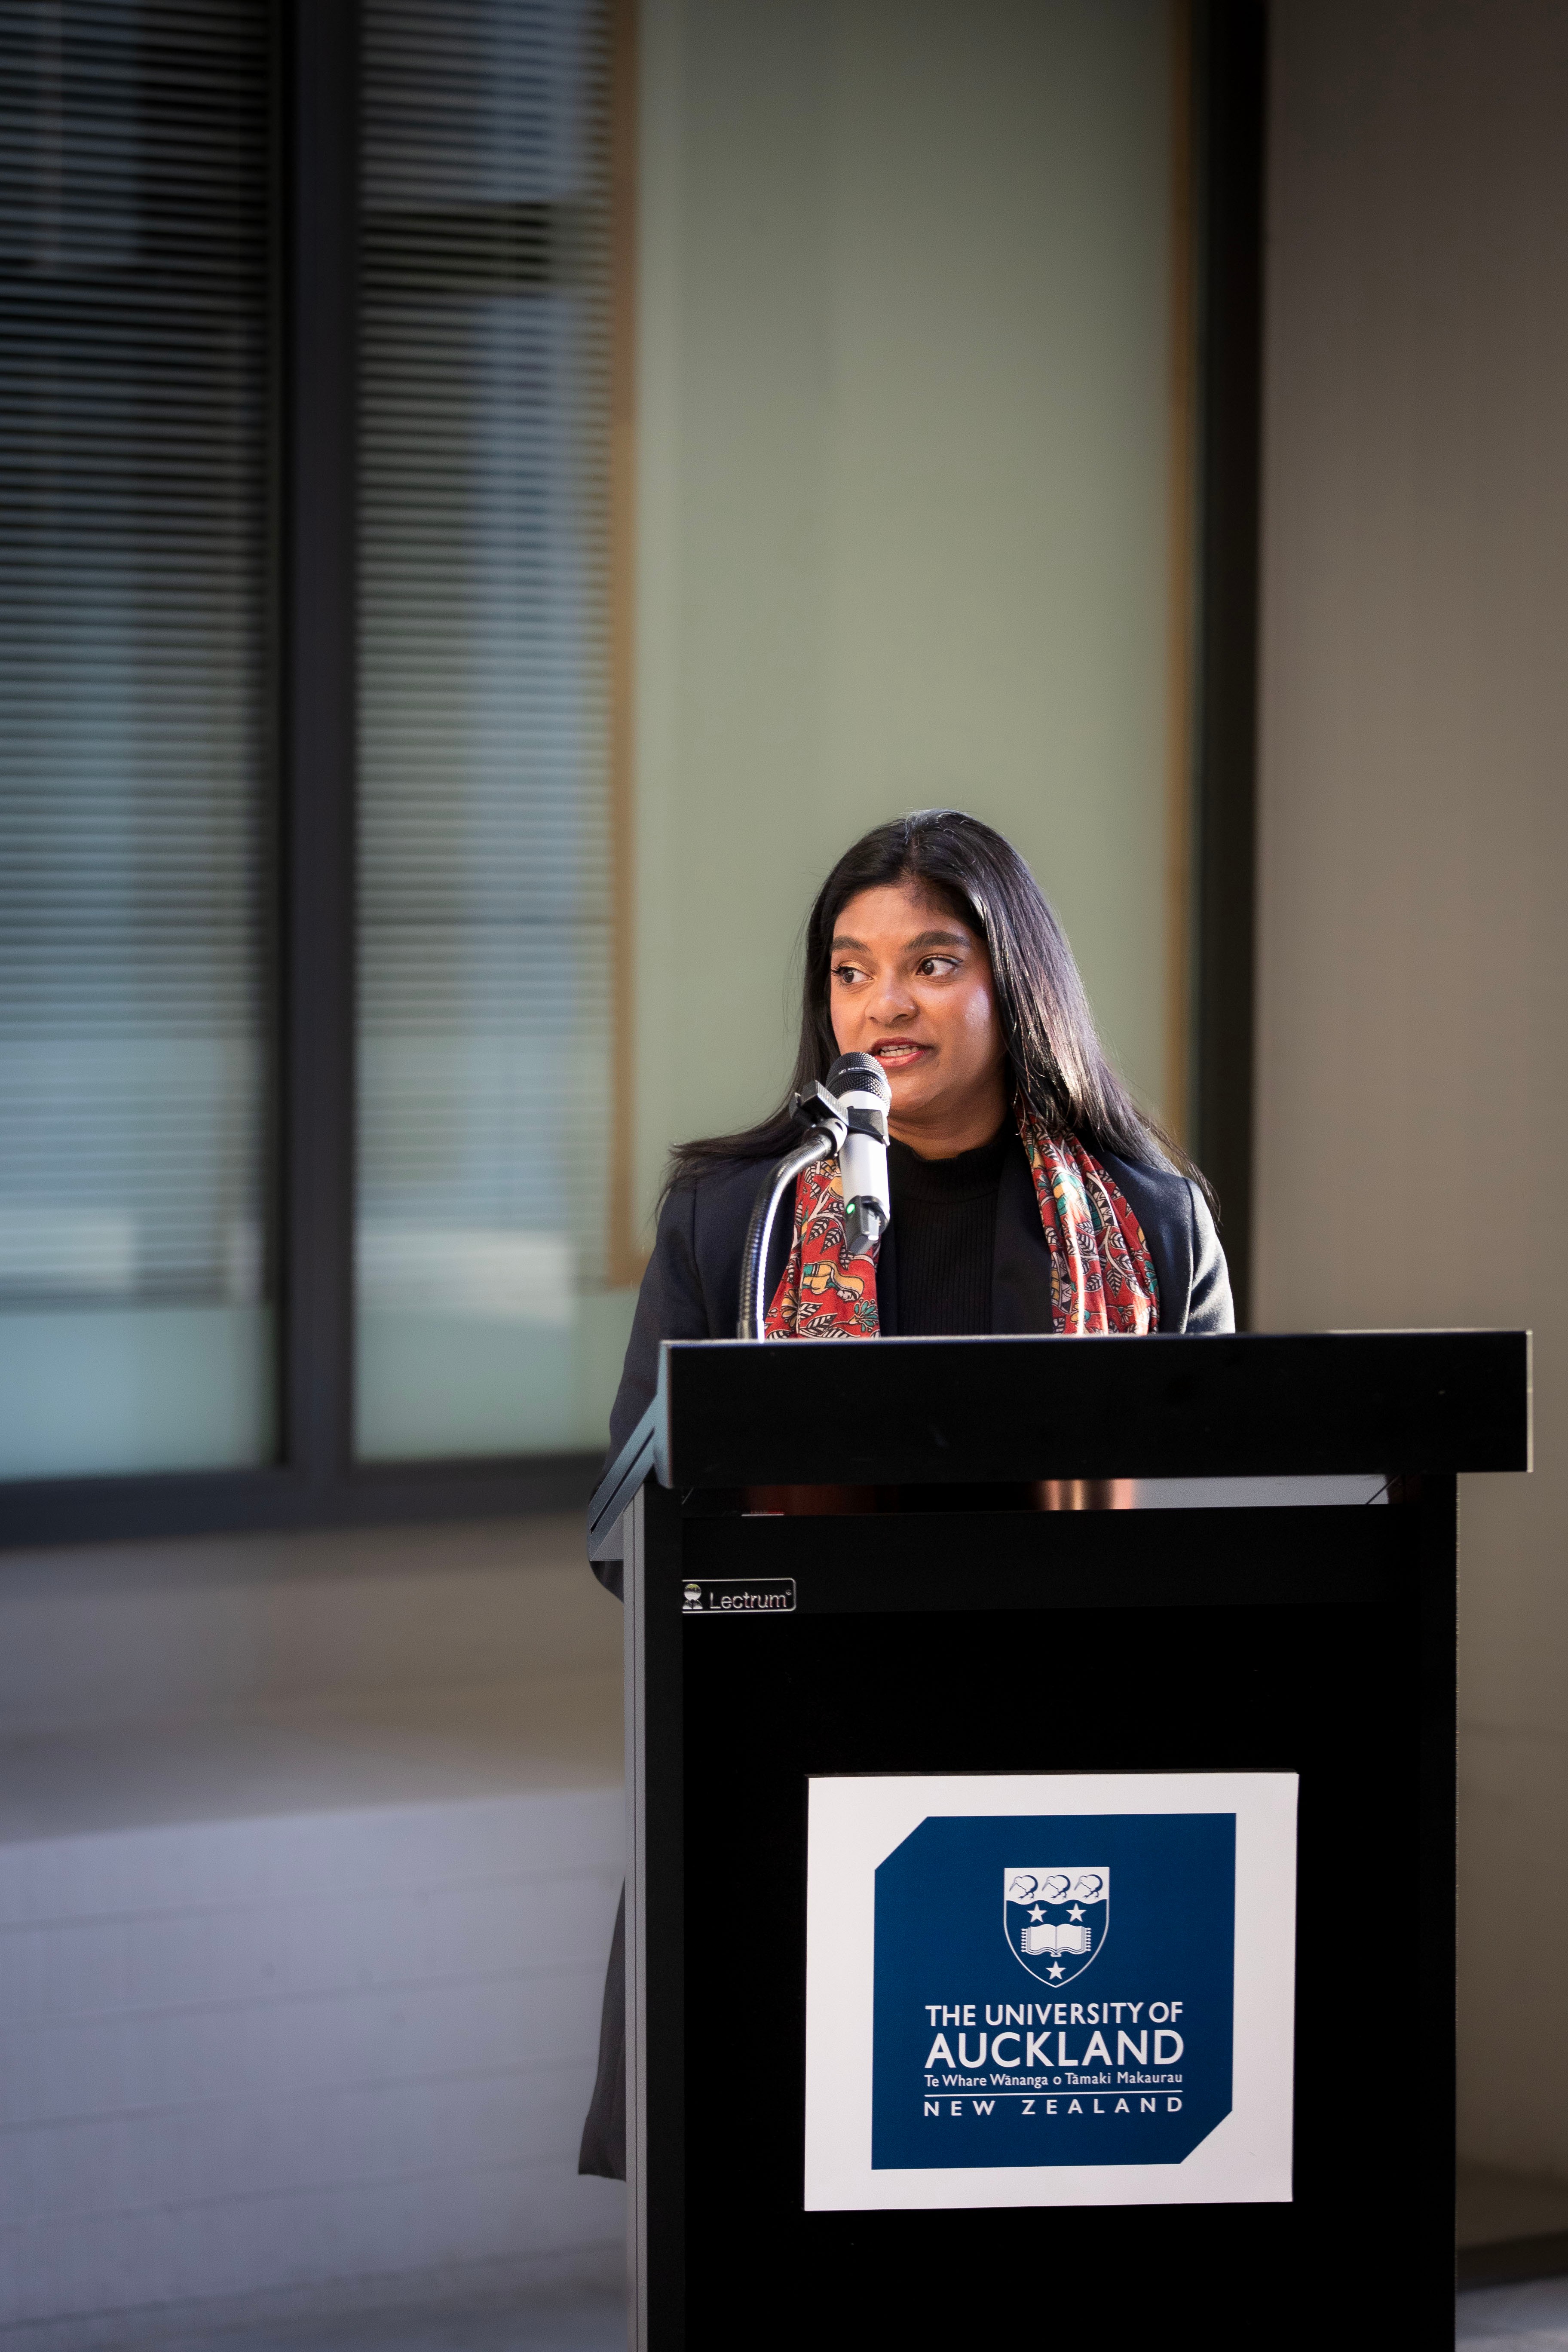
1003 1866 1110 1986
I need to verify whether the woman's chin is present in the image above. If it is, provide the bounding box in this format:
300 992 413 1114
884 1077 943 1124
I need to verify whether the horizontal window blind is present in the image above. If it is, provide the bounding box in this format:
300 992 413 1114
0 0 274 1477
357 0 626 1459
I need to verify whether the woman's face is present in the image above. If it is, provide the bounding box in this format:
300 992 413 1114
828 880 1008 1152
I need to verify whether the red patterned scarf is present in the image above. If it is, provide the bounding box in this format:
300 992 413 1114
763 1102 1158 1337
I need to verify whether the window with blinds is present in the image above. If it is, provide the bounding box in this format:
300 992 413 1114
357 0 628 1459
0 1 274 1479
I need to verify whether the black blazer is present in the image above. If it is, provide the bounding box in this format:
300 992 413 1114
606 1140 1233 1456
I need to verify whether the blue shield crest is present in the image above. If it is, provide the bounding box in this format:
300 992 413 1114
1003 1865 1110 1987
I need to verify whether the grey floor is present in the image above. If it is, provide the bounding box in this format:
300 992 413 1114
1458 2278 1568 2349
150 2285 625 2352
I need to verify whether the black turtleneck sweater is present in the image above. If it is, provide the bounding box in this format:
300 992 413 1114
885 1122 1016 1336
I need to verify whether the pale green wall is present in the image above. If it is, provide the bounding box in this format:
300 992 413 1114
630 0 1178 1235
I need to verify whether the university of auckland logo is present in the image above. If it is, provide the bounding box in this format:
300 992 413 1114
1003 1867 1110 1987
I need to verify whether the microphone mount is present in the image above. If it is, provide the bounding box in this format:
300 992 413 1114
788 1080 851 1156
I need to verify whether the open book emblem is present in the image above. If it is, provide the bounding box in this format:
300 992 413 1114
1003 1867 1110 1988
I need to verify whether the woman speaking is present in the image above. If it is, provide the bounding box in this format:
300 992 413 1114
606 805 1230 1454
579 807 1231 2178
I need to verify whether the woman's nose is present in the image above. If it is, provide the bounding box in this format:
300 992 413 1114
867 976 916 1023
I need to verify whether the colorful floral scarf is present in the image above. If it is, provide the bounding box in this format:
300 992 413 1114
763 1102 1158 1338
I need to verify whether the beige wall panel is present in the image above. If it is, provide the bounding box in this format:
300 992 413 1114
632 0 1178 1230
1259 1 1568 2177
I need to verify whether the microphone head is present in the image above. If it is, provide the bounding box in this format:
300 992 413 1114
825 1050 891 1106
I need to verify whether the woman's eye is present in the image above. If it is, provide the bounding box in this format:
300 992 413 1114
916 956 957 978
833 963 865 986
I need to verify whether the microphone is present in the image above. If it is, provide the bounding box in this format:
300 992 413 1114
741 1051 893 1338
824 1050 891 1256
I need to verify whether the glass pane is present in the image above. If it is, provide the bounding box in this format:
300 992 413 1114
357 0 627 1460
0 0 275 1478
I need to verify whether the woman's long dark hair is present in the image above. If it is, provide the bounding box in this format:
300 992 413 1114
667 808 1212 1204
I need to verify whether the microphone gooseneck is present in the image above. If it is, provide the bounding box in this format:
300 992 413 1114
736 1126 838 1342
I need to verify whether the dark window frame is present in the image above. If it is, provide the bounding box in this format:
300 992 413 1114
0 0 1265 1551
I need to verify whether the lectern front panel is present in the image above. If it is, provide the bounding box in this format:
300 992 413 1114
626 1486 1454 2352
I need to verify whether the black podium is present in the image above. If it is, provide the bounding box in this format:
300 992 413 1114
588 1330 1529 2352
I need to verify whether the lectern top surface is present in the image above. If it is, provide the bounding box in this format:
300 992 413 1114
588 1329 1527 1553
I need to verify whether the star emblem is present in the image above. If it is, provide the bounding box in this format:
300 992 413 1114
1028 1906 1044 1923
1047 1961 1064 1981
1067 1904 1084 1922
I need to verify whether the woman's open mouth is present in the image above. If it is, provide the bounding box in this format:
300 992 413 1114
870 1039 933 1068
